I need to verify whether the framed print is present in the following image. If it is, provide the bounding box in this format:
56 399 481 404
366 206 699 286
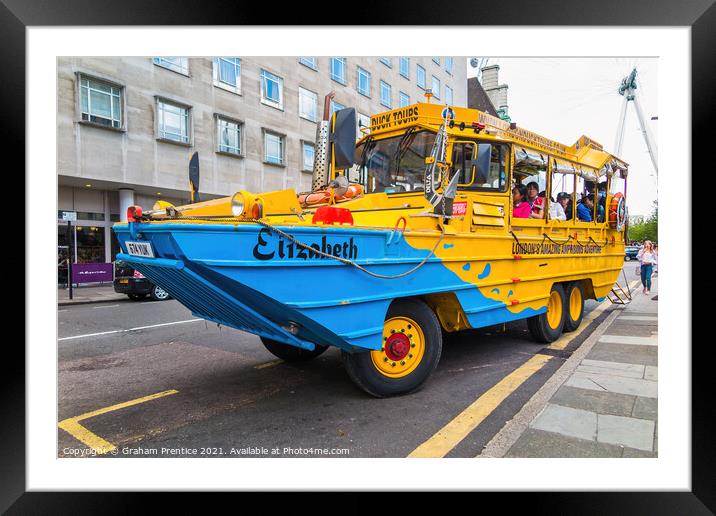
7 0 711 511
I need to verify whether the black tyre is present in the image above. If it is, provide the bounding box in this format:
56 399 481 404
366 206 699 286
341 298 442 398
527 284 566 343
149 284 170 301
260 337 328 362
563 282 585 333
128 293 147 301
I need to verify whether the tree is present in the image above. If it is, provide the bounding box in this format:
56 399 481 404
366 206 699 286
628 201 658 242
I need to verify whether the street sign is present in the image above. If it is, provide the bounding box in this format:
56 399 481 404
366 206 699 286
60 211 77 222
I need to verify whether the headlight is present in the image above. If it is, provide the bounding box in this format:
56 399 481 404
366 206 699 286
231 192 245 217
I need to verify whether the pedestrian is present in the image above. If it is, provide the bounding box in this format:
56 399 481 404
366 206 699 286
637 240 656 294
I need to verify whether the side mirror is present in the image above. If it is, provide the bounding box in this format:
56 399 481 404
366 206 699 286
330 108 356 170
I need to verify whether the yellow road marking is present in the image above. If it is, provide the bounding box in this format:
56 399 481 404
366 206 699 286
254 359 283 370
58 389 178 455
408 354 553 458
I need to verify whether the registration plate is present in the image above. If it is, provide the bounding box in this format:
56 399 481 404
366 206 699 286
119 279 129 284
125 241 155 258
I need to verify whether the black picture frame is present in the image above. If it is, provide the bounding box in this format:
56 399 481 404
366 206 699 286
8 0 709 511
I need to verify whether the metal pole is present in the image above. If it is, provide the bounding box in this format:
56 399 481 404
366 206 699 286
632 94 659 176
67 220 73 300
614 95 629 156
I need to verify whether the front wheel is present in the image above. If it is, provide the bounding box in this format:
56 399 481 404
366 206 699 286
149 284 170 301
341 298 442 398
260 337 328 362
527 284 566 343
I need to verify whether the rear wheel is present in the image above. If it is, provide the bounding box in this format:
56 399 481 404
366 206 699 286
341 298 442 398
564 282 585 332
260 337 328 362
527 284 566 343
149 284 170 301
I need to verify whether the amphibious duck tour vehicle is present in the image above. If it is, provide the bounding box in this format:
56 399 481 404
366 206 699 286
114 94 629 397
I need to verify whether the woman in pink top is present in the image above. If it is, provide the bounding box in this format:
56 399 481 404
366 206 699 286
512 185 531 218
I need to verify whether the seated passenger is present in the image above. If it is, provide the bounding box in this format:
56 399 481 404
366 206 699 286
549 192 569 220
577 193 595 222
525 182 545 219
512 185 531 218
596 183 607 222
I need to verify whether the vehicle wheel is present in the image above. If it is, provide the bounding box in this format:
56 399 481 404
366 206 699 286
563 282 585 333
149 285 170 301
260 337 328 362
624 256 630 261
527 284 566 343
341 298 442 398
128 293 147 301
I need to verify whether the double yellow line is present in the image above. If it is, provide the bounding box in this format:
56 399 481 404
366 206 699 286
408 282 639 458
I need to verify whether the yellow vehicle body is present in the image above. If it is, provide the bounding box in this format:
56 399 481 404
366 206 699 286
114 101 629 396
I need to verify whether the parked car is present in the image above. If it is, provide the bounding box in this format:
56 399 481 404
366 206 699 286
624 245 640 261
113 260 171 301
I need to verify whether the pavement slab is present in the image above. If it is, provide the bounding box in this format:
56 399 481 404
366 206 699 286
505 428 623 458
586 342 657 367
550 385 635 418
597 414 655 451
576 360 646 379
565 371 657 398
631 396 658 421
598 335 658 346
644 365 658 381
529 403 596 441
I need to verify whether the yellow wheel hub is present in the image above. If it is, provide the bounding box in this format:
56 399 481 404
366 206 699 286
546 290 563 330
569 287 582 321
371 317 425 379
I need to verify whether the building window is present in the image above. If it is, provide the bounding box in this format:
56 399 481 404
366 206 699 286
157 98 190 144
445 57 454 75
152 57 189 75
330 58 346 85
380 81 392 108
399 57 410 78
416 65 426 89
298 87 318 122
213 57 241 94
302 142 315 172
399 91 410 108
432 76 441 99
380 57 392 68
357 112 371 137
357 67 371 97
432 57 440 65
299 57 318 70
216 116 242 156
445 85 453 105
260 69 284 110
79 75 123 129
330 100 345 115
264 131 285 165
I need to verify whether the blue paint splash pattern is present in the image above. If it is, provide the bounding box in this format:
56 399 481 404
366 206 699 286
507 290 513 298
478 263 491 280
491 288 500 294
443 243 454 249
462 263 471 271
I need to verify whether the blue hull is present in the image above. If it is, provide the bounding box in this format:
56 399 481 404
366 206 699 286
114 223 542 352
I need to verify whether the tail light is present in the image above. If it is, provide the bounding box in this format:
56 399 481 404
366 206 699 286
133 269 145 279
251 202 263 219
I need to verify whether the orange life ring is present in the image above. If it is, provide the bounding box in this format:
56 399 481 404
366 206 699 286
298 184 364 206
609 192 627 230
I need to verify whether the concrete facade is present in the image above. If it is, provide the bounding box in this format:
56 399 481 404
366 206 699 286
57 56 467 268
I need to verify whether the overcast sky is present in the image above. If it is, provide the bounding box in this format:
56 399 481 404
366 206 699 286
465 58 658 218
